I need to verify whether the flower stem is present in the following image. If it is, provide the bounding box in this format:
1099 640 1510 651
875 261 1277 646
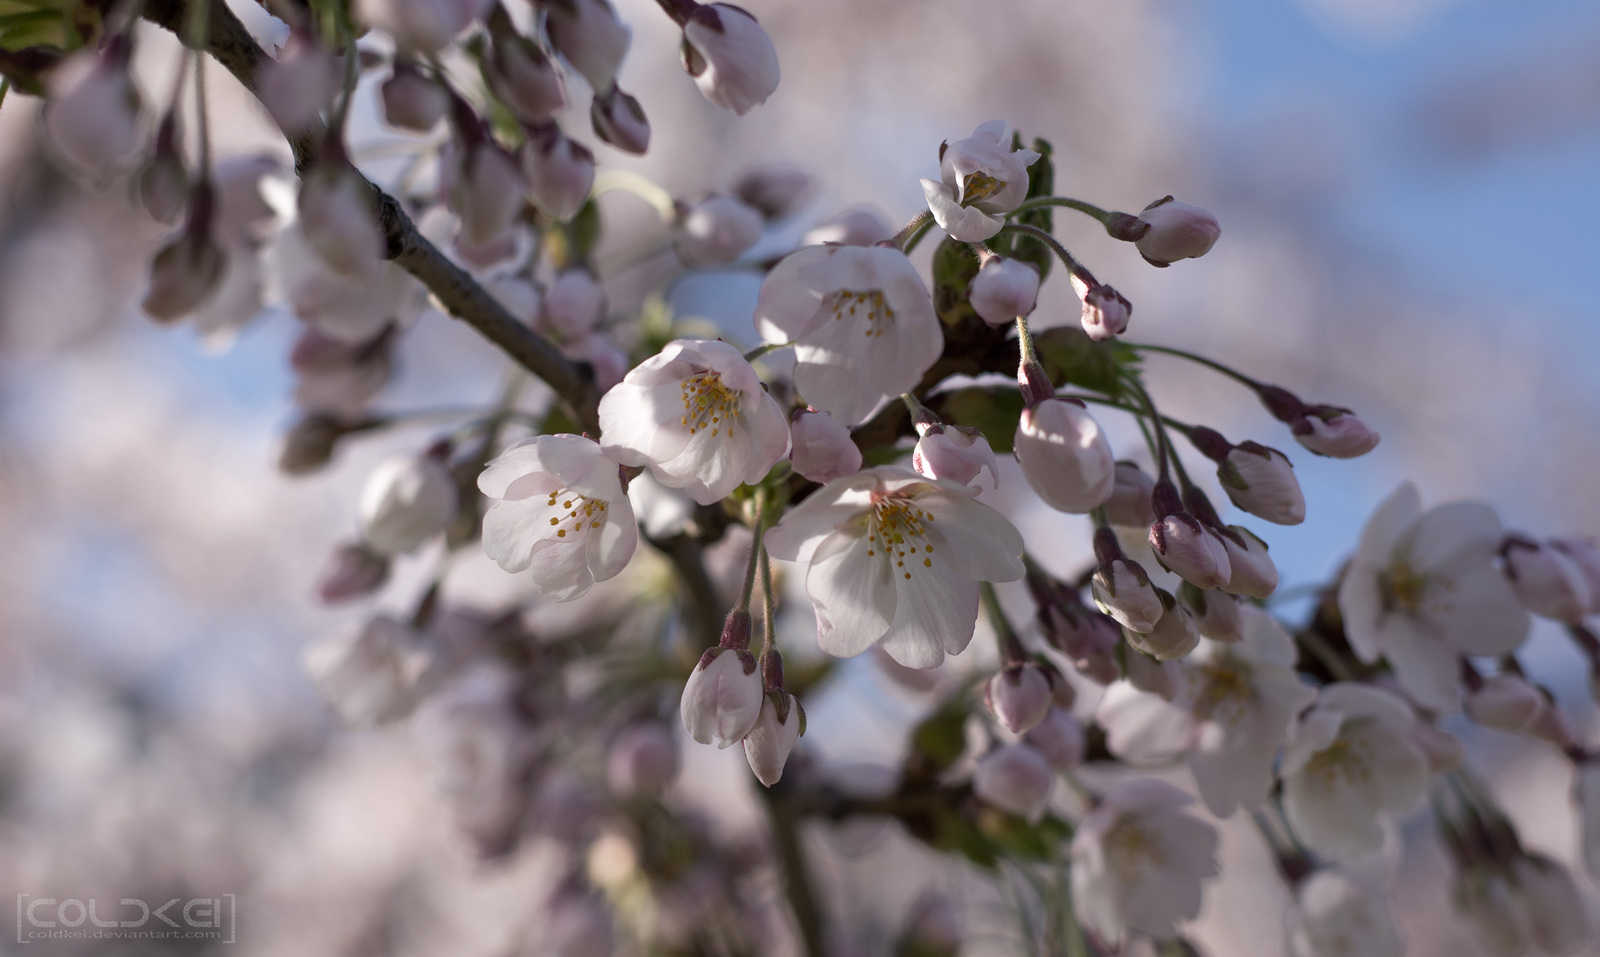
593 168 678 222
744 340 793 362
759 545 776 655
999 222 1098 286
1009 195 1112 223
980 581 1027 663
1120 374 1173 484
889 210 934 252
758 787 827 957
738 492 770 612
0 78 9 114
1124 341 1267 392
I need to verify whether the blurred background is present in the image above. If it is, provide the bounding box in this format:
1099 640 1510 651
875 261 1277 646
1 0 1598 953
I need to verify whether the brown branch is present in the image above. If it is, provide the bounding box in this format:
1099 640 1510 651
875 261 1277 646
142 0 602 433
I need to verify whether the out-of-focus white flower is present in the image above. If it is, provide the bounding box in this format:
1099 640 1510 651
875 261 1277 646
1575 762 1600 880
968 256 1039 326
681 4 780 116
1134 198 1221 266
1222 442 1306 525
271 221 425 342
743 691 803 786
1100 609 1315 816
1124 589 1199 660
789 409 861 484
1288 869 1404 957
1553 539 1600 615
520 128 595 221
1280 683 1427 860
598 338 790 505
764 466 1024 668
1150 513 1232 590
1294 409 1380 458
1464 673 1546 733
912 426 998 490
478 434 637 600
1092 558 1163 633
984 663 1052 734
1072 275 1132 341
801 206 891 246
255 33 341 135
1105 461 1156 527
442 138 527 249
1453 857 1590 957
606 723 679 796
1070 778 1219 944
545 0 631 91
733 165 812 220
291 326 393 416
564 333 628 393
1219 526 1278 599
381 61 449 131
316 541 391 603
305 615 441 726
358 0 491 54
972 744 1054 822
142 220 229 323
360 450 459 555
590 86 650 154
43 41 143 179
680 647 762 748
1337 482 1530 711
297 162 385 277
755 244 941 426
1503 538 1592 623
923 121 1040 241
676 193 764 265
1180 583 1244 642
1024 707 1086 772
1014 399 1115 513
541 269 605 341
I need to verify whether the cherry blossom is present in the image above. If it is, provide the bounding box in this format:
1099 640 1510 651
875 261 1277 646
763 466 1025 668
681 4 781 116
359 450 459 556
1288 869 1404 957
921 121 1040 241
743 691 803 785
680 647 762 748
1013 399 1116 513
1134 198 1221 267
789 409 862 484
972 744 1054 822
305 616 443 727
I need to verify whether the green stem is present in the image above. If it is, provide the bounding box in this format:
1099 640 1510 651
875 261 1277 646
1015 313 1038 367
1067 393 1195 436
980 580 1027 663
0 78 10 114
1124 341 1267 392
889 210 933 251
593 168 677 222
758 788 827 957
759 544 775 655
744 340 793 362
738 494 769 612
1009 196 1111 223
999 222 1095 284
1119 374 1173 484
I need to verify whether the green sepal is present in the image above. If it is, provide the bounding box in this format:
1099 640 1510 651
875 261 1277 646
930 235 980 326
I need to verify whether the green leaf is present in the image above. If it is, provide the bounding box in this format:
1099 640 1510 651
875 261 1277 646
930 235 980 326
906 697 970 780
978 808 1074 861
935 387 1023 453
1033 326 1139 396
1011 136 1055 281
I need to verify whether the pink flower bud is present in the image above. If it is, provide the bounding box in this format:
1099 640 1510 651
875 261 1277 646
968 256 1039 326
564 333 628 392
984 663 1052 734
381 61 449 132
676 193 764 265
913 426 997 489
304 615 441 726
256 33 341 135
1150 514 1232 590
590 86 650 154
541 269 604 340
443 139 527 249
743 692 804 786
1503 539 1593 623
520 128 596 221
607 723 680 796
1293 410 1379 458
1024 708 1086 772
1554 539 1600 615
1222 442 1305 525
1074 276 1131 341
789 408 862 484
1092 559 1163 634
1178 582 1244 642
298 163 384 277
139 116 188 223
1052 612 1123 685
43 41 144 180
486 29 566 124
545 0 631 91
279 414 353 475
1125 647 1180 699
1220 526 1278 599
292 326 394 416
899 892 964 957
316 540 391 603
1126 589 1199 660
1134 198 1221 266
1464 674 1546 733
733 165 812 220
682 4 780 116
680 648 762 748
142 222 228 323
1104 461 1156 527
1014 399 1116 513
973 744 1054 822
356 0 490 54
801 206 891 247
358 451 460 555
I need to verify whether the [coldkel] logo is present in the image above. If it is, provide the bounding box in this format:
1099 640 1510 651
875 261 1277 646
15 895 236 944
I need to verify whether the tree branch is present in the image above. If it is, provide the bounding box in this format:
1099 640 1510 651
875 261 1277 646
142 0 602 433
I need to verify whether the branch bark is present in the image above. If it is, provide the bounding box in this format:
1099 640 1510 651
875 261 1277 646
142 0 602 433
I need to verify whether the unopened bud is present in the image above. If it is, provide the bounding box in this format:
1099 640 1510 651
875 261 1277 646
1179 581 1244 642
381 60 449 131
1103 461 1156 528
591 86 650 154
279 414 356 474
680 646 762 748
358 450 460 555
1220 526 1278 599
1072 275 1131 341
442 136 527 249
681 3 780 116
968 256 1039 327
298 160 384 277
1134 197 1221 266
733 165 812 220
676 193 764 265
1125 589 1199 660
802 206 891 246
1464 674 1545 734
984 663 1052 734
913 425 997 489
1292 408 1380 459
356 0 490 54
139 114 188 223
43 39 144 179
1221 442 1305 525
972 744 1054 823
142 215 228 322
790 408 862 484
1092 558 1163 634
1125 647 1180 700
607 723 680 796
485 16 567 124
520 127 596 221
1014 399 1116 513
545 0 632 91
1503 538 1593 624
743 691 804 786
1024 707 1085 772
1150 512 1232 590
316 541 391 603
256 32 341 135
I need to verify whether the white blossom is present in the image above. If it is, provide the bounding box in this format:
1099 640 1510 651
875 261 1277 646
923 121 1040 241
359 451 459 556
598 338 790 505
764 466 1025 668
1070 778 1220 944
1279 683 1428 860
681 4 781 116
477 434 638 600
972 744 1054 822
1337 482 1530 711
912 426 997 490
676 193 765 265
1288 869 1404 957
755 244 942 426
1099 609 1316 816
1453 857 1590 957
1014 399 1116 513
1135 198 1221 266
305 615 441 726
